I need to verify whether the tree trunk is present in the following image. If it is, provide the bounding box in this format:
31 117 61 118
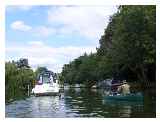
140 64 148 83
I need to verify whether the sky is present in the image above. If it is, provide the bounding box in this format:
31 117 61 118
6 5 118 73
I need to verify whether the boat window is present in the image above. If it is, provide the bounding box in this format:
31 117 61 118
43 74 51 84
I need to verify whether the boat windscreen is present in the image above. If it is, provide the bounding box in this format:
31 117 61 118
42 74 54 84
43 76 50 83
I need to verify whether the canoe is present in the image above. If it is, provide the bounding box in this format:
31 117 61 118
104 93 143 102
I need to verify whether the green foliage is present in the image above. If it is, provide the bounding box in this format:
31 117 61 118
35 67 48 78
5 60 35 103
99 5 156 83
61 53 99 87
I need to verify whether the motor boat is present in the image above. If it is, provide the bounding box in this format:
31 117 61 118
32 70 59 96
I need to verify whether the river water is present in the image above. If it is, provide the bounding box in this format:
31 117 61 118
6 88 156 118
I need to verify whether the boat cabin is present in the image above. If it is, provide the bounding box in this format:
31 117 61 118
37 70 57 85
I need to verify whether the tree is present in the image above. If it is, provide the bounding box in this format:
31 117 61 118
35 67 48 78
5 59 35 103
97 5 155 83
108 6 155 83
61 53 100 87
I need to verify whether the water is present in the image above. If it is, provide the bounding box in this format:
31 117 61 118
6 88 156 118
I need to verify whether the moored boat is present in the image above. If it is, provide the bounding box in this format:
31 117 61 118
32 70 59 96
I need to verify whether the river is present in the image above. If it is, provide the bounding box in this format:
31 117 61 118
5 88 156 118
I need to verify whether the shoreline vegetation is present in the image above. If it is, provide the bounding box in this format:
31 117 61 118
5 5 155 103
5 60 35 104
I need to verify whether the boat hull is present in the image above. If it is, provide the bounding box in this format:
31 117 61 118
32 84 60 97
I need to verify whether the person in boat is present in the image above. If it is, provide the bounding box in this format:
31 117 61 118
111 79 121 95
117 80 130 95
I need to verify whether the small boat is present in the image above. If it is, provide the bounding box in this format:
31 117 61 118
104 93 144 102
32 70 59 96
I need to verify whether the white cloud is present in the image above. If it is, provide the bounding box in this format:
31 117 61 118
10 21 56 37
10 21 32 31
48 6 117 40
10 20 56 37
33 26 56 37
6 42 96 72
10 6 117 39
28 41 44 46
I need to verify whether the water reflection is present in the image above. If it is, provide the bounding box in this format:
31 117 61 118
6 88 155 118
103 99 144 117
64 88 104 117
30 96 60 117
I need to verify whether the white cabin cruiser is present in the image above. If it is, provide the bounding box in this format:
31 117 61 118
32 71 59 96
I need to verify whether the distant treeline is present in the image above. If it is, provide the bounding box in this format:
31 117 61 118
5 59 49 103
60 5 156 87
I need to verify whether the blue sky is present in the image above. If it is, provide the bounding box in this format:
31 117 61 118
6 5 118 72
